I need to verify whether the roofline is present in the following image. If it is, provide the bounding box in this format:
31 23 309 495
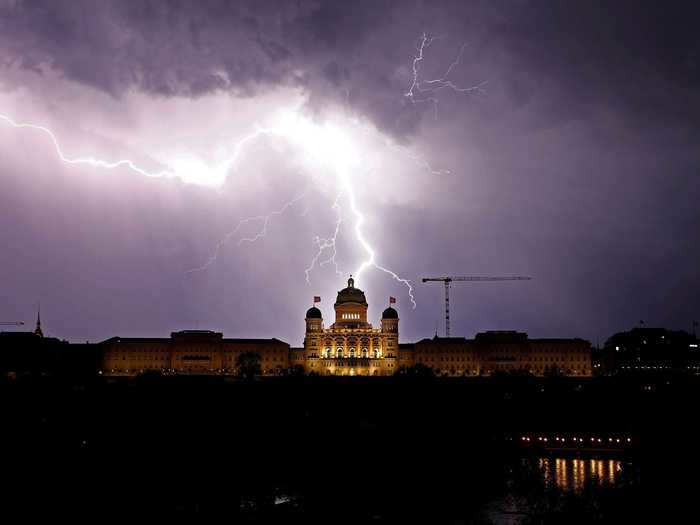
99 336 288 345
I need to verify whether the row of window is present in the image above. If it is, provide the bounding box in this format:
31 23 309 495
322 348 381 358
415 355 588 362
314 338 382 345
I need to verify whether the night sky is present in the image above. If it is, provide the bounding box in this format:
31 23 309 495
1 1 698 346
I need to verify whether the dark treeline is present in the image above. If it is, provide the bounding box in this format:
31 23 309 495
2 373 697 522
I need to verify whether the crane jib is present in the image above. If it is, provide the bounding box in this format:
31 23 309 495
421 276 532 337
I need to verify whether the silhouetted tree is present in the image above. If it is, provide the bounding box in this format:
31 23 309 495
286 364 305 377
395 363 434 378
544 365 565 378
509 368 534 377
136 369 163 380
236 352 261 380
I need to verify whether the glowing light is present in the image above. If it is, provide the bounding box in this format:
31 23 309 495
1 107 417 306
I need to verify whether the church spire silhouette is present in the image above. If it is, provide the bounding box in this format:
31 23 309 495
34 304 43 337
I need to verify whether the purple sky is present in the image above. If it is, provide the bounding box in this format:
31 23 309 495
1 1 698 346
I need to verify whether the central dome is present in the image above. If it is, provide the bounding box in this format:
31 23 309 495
335 276 368 306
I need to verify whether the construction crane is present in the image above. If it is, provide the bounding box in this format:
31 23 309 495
0 321 24 326
422 276 532 337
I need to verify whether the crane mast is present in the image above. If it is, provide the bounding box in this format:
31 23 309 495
421 276 532 337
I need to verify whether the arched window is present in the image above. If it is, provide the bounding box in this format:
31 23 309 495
349 347 356 358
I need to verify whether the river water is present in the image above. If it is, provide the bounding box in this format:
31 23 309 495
538 456 624 491
483 455 635 524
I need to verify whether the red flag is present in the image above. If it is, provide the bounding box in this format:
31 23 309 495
314 296 321 303
389 296 396 304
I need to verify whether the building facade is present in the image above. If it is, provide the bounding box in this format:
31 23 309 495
297 276 399 376
100 330 289 376
406 332 591 377
94 276 592 377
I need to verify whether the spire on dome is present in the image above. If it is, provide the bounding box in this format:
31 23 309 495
347 275 354 288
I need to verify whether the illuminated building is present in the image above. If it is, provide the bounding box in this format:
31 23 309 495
100 330 289 375
410 331 591 377
410 337 480 376
473 331 592 377
296 276 400 376
93 276 592 377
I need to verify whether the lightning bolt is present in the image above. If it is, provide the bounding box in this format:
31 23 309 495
304 192 343 282
0 113 175 179
339 163 417 309
0 112 270 187
186 190 308 274
391 141 451 176
184 111 418 307
0 108 418 307
405 32 487 119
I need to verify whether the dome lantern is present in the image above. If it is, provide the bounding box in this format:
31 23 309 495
335 275 368 307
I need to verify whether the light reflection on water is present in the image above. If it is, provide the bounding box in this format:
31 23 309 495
538 457 623 491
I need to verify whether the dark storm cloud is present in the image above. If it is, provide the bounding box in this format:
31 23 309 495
0 1 388 110
1 0 299 95
3 0 700 137
1 0 699 343
0 1 495 136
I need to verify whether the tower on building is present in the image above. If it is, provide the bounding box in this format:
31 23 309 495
381 304 399 334
305 304 323 332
